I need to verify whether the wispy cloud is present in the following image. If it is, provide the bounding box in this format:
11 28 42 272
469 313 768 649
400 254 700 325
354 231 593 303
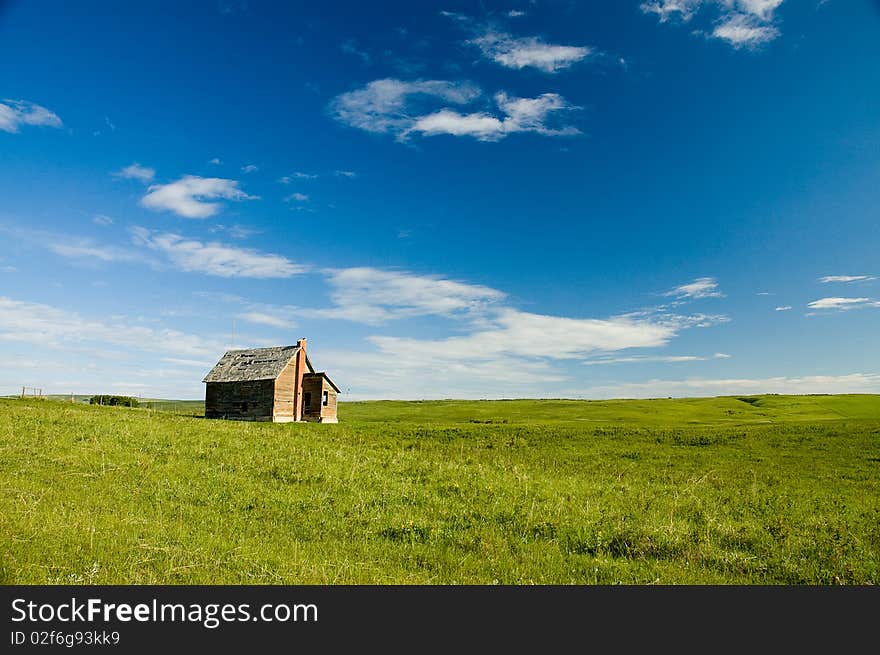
775 305 792 311
664 277 724 299
341 39 371 64
279 172 319 184
369 309 676 362
241 164 259 173
47 242 138 263
92 214 114 226
641 0 785 48
640 0 705 22
284 192 309 202
807 297 880 311
819 275 876 284
161 357 215 368
140 175 258 218
335 170 357 178
319 304 722 399
405 92 579 142
131 227 308 278
0 296 222 358
305 266 506 325
0 99 63 133
112 163 155 183
210 224 260 240
468 28 592 73
712 12 780 47
583 352 731 365
331 78 481 136
331 78 579 143
236 312 295 329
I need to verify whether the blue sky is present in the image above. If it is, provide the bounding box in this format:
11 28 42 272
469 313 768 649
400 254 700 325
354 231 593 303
1 0 879 400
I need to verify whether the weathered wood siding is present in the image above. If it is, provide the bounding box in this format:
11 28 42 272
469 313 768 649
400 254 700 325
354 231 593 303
273 360 296 421
205 380 275 421
301 374 338 423
320 382 338 423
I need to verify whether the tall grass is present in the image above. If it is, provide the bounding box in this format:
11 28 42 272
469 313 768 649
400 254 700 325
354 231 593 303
1 395 878 584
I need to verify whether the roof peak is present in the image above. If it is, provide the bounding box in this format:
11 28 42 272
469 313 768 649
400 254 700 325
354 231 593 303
203 344 313 383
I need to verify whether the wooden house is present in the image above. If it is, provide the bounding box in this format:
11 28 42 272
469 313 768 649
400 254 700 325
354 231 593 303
203 338 339 422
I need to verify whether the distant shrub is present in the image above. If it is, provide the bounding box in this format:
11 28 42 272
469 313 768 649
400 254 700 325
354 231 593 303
89 395 139 407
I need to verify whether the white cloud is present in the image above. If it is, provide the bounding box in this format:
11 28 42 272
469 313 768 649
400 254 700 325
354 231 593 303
236 312 294 329
195 267 506 328
113 163 155 183
320 349 568 400
334 170 357 178
507 10 526 17
209 157 222 165
807 297 880 311
332 78 579 143
408 110 505 140
583 352 732 365
405 92 579 142
640 0 705 22
0 296 222 358
775 305 792 311
369 309 676 362
0 99 63 133
47 242 136 263
241 164 259 173
279 172 320 183
641 0 785 47
331 78 481 135
318 306 720 399
92 214 114 226
131 227 308 278
735 0 784 21
438 10 470 22
665 277 724 299
285 192 309 202
641 0 782 22
161 357 215 368
468 29 592 73
819 275 876 284
304 266 507 325
712 12 780 47
140 175 258 218
496 92 580 136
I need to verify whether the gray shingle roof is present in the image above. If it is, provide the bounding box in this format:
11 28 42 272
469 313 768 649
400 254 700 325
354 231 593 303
203 346 313 382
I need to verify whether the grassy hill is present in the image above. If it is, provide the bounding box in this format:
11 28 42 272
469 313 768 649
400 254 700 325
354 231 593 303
1 395 878 584
341 394 880 424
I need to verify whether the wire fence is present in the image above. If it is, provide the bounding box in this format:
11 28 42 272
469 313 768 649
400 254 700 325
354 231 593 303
11 387 204 417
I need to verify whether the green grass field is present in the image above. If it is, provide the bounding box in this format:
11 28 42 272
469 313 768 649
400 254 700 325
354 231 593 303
2 395 878 584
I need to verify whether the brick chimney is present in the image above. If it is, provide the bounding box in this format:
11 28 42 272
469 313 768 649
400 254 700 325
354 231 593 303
293 338 307 421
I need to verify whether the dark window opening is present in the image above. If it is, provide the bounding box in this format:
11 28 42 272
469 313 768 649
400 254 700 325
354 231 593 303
239 401 248 412
303 392 312 413
322 390 329 406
